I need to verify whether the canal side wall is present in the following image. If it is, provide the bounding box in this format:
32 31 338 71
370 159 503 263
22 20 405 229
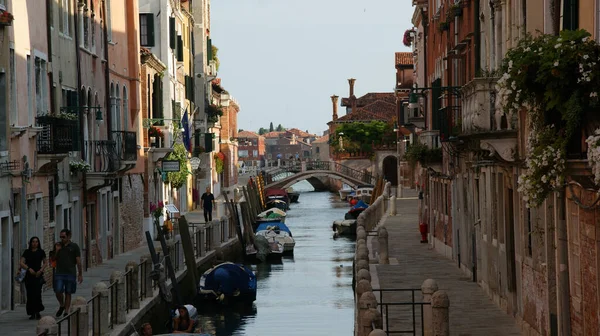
107 216 242 336
354 182 391 336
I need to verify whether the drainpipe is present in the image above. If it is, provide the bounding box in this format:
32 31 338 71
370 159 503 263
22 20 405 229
555 190 571 335
103 0 112 134
74 0 88 270
474 0 481 76
422 9 428 130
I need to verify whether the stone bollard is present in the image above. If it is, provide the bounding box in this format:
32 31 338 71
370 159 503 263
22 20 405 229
126 261 140 309
71 296 88 335
357 238 366 246
377 226 389 265
389 195 396 216
356 279 373 298
431 290 450 336
357 227 367 240
36 316 58 336
421 279 439 336
356 268 371 283
355 259 370 274
357 216 366 229
356 246 369 262
110 271 127 324
358 291 378 332
140 254 153 298
92 282 109 335
361 307 383 336
369 330 387 336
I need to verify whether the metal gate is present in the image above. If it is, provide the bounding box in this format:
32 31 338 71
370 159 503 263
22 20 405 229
372 288 431 336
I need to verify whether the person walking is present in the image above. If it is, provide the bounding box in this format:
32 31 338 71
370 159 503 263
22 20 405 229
200 187 215 223
20 236 47 320
54 228 83 317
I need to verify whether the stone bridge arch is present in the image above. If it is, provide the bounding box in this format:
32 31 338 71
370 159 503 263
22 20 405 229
263 161 375 190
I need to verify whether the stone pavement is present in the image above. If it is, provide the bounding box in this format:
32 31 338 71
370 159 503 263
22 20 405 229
371 189 521 336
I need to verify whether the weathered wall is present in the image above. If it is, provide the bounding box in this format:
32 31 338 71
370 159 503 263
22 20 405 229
120 174 145 252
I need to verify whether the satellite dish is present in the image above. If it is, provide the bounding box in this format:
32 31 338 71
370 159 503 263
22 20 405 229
190 157 201 170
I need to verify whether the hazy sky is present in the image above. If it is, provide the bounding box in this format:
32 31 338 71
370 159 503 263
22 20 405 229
210 0 414 135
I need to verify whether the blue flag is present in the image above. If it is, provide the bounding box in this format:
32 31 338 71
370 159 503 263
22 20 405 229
181 108 191 153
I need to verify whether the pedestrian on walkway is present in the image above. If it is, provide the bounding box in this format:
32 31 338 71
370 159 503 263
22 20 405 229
201 187 215 223
54 228 83 318
20 236 47 320
140 322 153 336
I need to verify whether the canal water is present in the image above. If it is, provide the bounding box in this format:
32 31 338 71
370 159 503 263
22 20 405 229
197 181 355 335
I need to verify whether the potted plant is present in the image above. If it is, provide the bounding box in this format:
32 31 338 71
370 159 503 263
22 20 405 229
214 152 225 174
438 21 450 32
149 201 167 238
446 3 462 21
0 10 14 26
69 159 91 176
148 126 164 147
403 29 415 47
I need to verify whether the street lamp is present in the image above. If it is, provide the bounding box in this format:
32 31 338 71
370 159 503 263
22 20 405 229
408 91 419 109
95 107 104 125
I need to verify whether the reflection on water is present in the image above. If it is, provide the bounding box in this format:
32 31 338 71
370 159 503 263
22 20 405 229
198 181 355 335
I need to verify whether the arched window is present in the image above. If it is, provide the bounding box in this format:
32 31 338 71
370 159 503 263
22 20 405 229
110 82 116 132
115 84 121 131
122 86 128 129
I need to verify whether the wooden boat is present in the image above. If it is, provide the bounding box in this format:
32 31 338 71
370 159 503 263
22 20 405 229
286 187 300 203
265 199 288 212
355 185 374 202
245 235 284 263
265 188 290 209
345 200 369 220
254 222 295 254
332 219 357 237
197 262 257 304
339 187 353 201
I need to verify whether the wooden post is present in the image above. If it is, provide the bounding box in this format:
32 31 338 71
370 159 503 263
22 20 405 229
177 216 198 296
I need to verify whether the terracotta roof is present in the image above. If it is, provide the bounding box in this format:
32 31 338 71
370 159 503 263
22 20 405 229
337 100 396 122
395 52 413 66
312 134 330 144
286 128 313 138
262 131 285 138
237 130 260 138
341 92 396 107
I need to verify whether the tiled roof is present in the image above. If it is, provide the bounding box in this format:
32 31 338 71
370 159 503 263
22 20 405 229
262 131 285 138
237 130 260 138
286 128 313 138
312 134 330 144
341 92 396 107
395 52 413 66
337 100 396 122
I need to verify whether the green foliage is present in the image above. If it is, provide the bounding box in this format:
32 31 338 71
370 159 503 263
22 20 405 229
212 45 220 71
330 121 395 153
269 122 274 132
258 128 267 135
499 29 600 207
164 143 190 189
276 124 284 132
403 142 443 166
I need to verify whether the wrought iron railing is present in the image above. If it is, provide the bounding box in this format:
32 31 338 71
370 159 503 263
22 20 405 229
372 288 431 336
55 308 81 335
85 140 118 172
111 131 137 161
36 115 79 154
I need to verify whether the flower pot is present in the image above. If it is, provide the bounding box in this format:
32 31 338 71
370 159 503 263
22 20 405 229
0 19 12 27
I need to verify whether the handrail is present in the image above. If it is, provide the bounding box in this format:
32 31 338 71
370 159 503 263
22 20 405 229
371 288 430 336
56 307 81 335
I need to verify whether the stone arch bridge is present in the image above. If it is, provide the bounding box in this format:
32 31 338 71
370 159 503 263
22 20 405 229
263 160 376 190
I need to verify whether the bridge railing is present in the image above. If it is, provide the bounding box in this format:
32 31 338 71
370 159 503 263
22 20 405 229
263 160 376 186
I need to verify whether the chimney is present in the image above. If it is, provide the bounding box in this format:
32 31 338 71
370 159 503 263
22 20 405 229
331 95 339 121
348 78 356 97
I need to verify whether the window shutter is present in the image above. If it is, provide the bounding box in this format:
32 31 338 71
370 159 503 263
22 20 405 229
146 14 155 46
207 38 212 65
185 76 194 103
169 17 176 49
204 132 214 152
177 35 184 61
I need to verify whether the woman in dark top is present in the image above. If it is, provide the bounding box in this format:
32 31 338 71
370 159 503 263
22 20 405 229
20 236 47 319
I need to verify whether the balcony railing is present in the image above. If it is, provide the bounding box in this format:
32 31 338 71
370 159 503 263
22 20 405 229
112 131 137 161
85 140 118 173
36 115 79 154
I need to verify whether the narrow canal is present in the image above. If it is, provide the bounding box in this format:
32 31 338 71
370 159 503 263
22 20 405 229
197 181 355 335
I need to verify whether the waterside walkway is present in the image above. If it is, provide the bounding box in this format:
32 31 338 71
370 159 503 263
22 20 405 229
371 189 520 335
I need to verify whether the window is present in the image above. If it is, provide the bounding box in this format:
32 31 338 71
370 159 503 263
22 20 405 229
177 35 184 61
169 17 176 49
122 86 128 129
140 13 155 46
238 150 249 158
0 71 5 151
27 55 32 125
61 0 71 36
526 208 532 256
34 57 48 115
83 0 89 48
90 1 95 50
62 88 77 107
253 150 258 157
106 0 112 41
48 181 55 222
316 147 320 153
9 48 16 126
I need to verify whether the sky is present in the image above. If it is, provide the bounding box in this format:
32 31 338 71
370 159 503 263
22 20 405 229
210 0 415 136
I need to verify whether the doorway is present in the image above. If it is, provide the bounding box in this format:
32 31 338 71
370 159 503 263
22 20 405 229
382 155 399 185
0 217 10 311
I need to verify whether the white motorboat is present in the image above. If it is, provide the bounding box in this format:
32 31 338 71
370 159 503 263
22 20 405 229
255 222 295 254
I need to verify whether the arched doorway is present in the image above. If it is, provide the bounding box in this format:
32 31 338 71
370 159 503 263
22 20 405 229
382 155 398 185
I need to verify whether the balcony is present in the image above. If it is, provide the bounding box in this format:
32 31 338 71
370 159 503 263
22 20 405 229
112 131 138 168
84 131 137 191
459 77 518 162
35 114 78 170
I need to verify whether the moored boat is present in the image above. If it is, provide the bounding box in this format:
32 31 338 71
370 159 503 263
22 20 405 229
345 200 369 220
265 199 288 212
197 262 257 304
265 188 290 209
332 219 357 237
339 187 354 201
245 235 284 263
255 222 295 254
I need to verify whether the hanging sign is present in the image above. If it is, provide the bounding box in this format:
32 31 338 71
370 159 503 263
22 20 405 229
162 160 181 172
189 157 201 170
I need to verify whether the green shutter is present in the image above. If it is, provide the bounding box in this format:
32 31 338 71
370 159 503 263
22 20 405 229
185 76 195 103
177 35 184 61
207 38 212 65
204 133 214 152
169 17 176 49
563 0 579 30
146 14 155 46
431 78 441 132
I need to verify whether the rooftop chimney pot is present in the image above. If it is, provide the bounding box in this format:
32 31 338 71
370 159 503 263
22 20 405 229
348 78 356 97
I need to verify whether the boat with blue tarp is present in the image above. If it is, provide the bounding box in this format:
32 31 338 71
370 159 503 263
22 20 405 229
197 262 257 305
254 222 295 254
345 200 369 220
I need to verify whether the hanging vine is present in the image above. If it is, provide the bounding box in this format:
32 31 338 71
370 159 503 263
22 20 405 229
164 143 190 189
